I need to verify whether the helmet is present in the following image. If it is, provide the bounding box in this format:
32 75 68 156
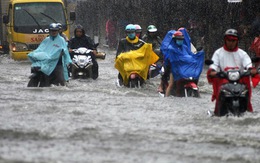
125 24 136 33
57 23 62 30
172 31 184 39
75 24 83 30
134 24 142 33
49 23 59 31
224 29 238 37
147 25 157 32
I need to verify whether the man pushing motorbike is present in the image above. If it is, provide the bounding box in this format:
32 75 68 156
207 29 260 116
69 24 99 79
115 24 159 87
27 23 72 87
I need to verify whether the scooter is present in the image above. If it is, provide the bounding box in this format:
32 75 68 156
70 47 94 79
27 65 65 87
183 77 200 97
205 59 254 117
158 67 200 98
27 67 45 87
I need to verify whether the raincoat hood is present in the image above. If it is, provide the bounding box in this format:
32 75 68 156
74 27 86 38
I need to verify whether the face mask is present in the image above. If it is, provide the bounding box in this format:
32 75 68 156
128 33 136 39
176 40 183 46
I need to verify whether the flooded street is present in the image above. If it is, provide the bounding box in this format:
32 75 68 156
0 49 260 163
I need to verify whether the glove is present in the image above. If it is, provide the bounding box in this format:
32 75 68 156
216 71 226 78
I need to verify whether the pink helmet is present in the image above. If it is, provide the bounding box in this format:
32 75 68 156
134 24 142 33
172 31 184 39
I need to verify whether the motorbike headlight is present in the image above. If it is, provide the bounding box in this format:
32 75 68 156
228 71 240 81
11 42 28 52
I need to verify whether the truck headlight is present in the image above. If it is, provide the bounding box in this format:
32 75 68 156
11 42 28 52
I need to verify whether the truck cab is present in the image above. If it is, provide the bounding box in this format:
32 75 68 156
2 0 75 60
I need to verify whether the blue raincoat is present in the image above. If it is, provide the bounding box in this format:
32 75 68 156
28 35 72 81
160 29 205 81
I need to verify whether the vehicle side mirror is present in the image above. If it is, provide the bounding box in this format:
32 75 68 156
251 56 260 63
70 11 76 21
205 59 213 66
3 15 9 24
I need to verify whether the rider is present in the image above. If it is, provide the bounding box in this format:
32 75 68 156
116 24 145 85
142 25 163 79
116 24 145 57
134 24 142 39
207 29 259 115
28 23 72 87
162 30 204 97
69 24 99 79
142 25 162 53
57 23 69 42
164 31 185 97
115 24 158 86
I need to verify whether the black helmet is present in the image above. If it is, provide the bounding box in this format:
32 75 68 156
224 29 238 37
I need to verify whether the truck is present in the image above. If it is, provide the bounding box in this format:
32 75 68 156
0 0 75 60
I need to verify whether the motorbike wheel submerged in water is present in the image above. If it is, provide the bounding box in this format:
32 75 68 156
116 73 145 88
128 73 144 88
27 65 65 87
217 81 249 117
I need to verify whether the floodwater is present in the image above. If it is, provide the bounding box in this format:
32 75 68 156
0 49 260 163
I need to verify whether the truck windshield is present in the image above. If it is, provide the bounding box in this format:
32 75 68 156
14 2 67 33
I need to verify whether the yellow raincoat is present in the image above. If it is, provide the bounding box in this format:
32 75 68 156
115 43 159 85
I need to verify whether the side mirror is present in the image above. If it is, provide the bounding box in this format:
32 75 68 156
251 56 260 63
205 59 213 66
70 11 76 21
3 15 9 24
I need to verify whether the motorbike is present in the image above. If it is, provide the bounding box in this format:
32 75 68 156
165 78 200 98
115 44 159 88
182 78 200 97
70 47 94 79
27 65 65 87
27 67 45 87
158 66 200 98
205 59 254 117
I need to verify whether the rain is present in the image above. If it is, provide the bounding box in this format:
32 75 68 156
1 0 260 162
